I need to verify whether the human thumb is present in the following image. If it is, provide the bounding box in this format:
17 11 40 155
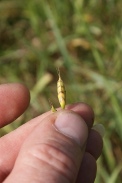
4 110 88 183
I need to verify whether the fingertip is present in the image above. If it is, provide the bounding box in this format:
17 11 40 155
92 124 105 138
0 83 30 127
86 129 103 160
67 102 94 130
14 83 30 107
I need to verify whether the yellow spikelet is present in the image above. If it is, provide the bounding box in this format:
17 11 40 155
51 104 57 112
49 100 57 112
50 68 66 112
57 69 66 109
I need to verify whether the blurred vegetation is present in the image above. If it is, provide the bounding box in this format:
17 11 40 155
0 0 122 182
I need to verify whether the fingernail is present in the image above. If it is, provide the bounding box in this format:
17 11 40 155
92 124 105 137
54 111 88 146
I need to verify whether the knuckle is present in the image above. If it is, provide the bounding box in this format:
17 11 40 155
28 142 77 181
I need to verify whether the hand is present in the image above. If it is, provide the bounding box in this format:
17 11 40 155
0 83 103 183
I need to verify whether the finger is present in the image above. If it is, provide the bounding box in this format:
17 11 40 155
4 110 88 183
86 129 103 160
67 102 94 130
0 102 94 181
0 83 30 127
76 152 97 183
76 130 103 183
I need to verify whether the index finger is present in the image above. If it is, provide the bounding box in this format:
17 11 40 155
0 83 30 128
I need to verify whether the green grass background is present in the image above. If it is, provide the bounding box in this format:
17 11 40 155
0 0 122 182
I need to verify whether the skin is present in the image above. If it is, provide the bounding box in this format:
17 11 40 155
0 83 103 183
